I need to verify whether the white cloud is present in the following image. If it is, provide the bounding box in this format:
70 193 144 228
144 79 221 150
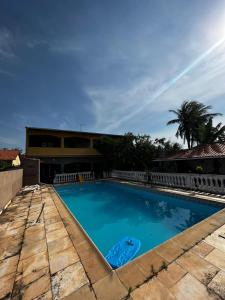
0 28 15 58
0 69 14 78
49 40 85 54
27 39 48 49
59 121 69 129
87 37 225 135
0 135 19 146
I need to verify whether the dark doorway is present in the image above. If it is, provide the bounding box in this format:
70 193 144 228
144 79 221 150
40 163 61 183
64 162 91 173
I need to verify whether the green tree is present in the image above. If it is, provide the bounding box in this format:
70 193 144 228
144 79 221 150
154 138 181 157
0 161 11 171
196 118 225 145
116 133 136 169
134 135 155 170
167 100 221 149
94 136 119 170
95 133 181 171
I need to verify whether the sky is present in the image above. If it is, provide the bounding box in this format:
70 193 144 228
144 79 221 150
1 0 225 150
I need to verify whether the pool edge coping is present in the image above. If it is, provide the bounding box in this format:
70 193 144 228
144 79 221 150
53 184 113 272
52 180 225 276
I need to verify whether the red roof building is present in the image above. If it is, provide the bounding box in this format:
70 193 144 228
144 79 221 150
0 150 21 168
153 142 225 174
155 143 225 161
0 150 20 161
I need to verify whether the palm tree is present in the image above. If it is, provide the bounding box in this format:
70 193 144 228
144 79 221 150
167 101 222 149
197 118 225 145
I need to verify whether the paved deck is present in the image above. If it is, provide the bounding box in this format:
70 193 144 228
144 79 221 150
0 185 225 300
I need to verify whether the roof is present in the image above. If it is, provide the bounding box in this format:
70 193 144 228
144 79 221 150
26 127 123 138
0 150 20 161
154 142 225 161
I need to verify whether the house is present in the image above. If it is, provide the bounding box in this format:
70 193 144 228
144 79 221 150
0 149 21 170
25 127 122 183
152 142 225 175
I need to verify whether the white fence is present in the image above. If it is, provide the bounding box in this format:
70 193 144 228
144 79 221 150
53 171 94 184
151 172 225 194
53 169 225 194
190 174 225 194
111 170 225 194
151 172 190 189
111 170 147 182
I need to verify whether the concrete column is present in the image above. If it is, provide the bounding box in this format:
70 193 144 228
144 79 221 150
90 138 93 148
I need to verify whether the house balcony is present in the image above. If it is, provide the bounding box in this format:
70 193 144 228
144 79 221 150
26 146 102 157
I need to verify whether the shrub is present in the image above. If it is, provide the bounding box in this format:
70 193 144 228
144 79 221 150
196 165 203 174
0 161 11 171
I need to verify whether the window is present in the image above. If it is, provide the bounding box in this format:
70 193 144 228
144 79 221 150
29 135 61 147
64 137 90 148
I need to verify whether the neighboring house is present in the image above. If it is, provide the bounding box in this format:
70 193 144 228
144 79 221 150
0 149 21 170
25 127 122 183
153 142 225 175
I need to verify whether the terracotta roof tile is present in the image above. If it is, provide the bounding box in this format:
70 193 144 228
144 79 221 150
0 150 19 161
155 142 225 161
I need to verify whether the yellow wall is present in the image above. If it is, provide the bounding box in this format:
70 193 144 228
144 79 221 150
26 146 101 157
26 128 103 157
12 155 21 166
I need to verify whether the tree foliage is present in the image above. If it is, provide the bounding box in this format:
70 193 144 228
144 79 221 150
167 100 222 149
95 133 181 171
196 118 225 145
0 161 11 171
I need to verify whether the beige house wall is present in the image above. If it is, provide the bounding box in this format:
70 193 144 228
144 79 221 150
0 168 23 212
12 155 21 167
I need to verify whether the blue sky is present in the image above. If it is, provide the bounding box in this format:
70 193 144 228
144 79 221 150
1 0 225 150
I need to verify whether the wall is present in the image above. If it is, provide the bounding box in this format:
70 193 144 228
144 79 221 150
26 127 121 158
21 157 40 186
12 155 21 167
26 146 101 157
26 128 103 157
0 168 23 212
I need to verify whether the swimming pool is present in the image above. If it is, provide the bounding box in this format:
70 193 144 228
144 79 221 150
55 181 222 266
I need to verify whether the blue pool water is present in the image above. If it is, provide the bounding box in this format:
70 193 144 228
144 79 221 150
55 181 222 261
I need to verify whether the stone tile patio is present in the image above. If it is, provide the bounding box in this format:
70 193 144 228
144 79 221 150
0 185 225 299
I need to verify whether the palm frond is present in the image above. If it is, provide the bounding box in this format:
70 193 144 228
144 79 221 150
167 119 179 125
168 109 179 115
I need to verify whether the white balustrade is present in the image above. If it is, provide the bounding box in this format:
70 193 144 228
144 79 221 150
53 171 94 184
150 172 225 194
111 170 147 182
111 170 225 194
54 169 225 194
189 174 225 194
150 172 190 189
